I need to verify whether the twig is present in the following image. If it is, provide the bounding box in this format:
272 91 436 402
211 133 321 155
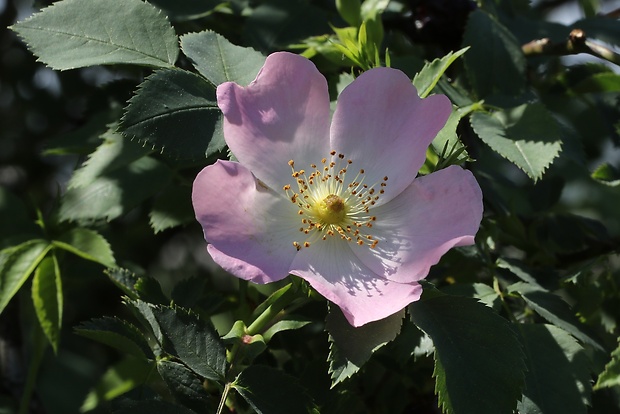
522 29 620 66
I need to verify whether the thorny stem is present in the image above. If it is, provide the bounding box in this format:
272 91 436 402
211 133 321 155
522 28 620 66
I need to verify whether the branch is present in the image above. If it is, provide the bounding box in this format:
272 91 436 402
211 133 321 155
522 29 620 66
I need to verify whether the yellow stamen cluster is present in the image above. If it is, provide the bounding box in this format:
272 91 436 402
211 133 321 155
283 150 388 251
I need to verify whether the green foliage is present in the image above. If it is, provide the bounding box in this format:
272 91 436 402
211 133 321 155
470 103 562 181
120 69 225 160
157 360 211 412
410 294 527 414
75 317 154 359
234 365 318 414
413 47 470 99
53 228 117 268
517 324 592 414
327 307 404 385
181 31 266 87
595 338 620 389
10 0 178 70
31 256 62 352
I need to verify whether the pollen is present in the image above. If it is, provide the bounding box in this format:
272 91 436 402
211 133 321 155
284 150 388 251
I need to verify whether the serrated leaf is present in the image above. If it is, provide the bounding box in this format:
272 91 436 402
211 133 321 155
126 299 164 346
31 256 62 353
441 282 501 310
234 365 318 414
151 305 226 381
157 360 210 412
75 316 153 359
59 155 172 222
509 282 604 351
462 10 526 97
180 31 265 86
591 163 620 186
327 307 404 385
81 357 157 413
149 184 194 233
595 338 620 389
431 103 479 164
134 276 168 305
410 295 526 414
470 103 562 181
518 324 592 414
69 126 150 189
52 227 116 268
120 69 224 160
11 0 178 70
105 268 139 298
413 47 469 99
170 276 206 309
0 239 51 315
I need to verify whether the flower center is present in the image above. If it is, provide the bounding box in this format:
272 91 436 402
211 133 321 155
283 150 388 251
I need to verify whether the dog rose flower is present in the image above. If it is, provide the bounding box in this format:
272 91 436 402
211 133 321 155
192 52 483 326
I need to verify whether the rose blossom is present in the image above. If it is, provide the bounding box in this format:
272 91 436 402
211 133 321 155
192 52 483 327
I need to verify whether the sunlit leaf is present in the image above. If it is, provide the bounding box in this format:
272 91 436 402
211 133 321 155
76 316 153 359
181 31 265 86
413 47 469 99
595 338 620 389
11 0 178 70
31 256 62 352
52 227 116 268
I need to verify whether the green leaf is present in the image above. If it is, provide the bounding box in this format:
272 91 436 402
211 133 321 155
59 155 172 222
234 365 318 414
180 31 266 86
595 338 620 389
151 305 226 381
518 324 592 414
470 103 562 181
81 357 157 413
68 126 151 189
336 0 362 27
149 184 194 233
126 299 164 346
222 320 267 362
591 163 620 186
134 276 169 305
572 72 620 94
509 282 604 352
75 316 154 359
0 239 51 315
105 268 140 298
52 227 116 268
31 256 62 353
148 0 220 20
431 102 480 165
10 0 178 70
120 69 225 160
462 10 526 97
157 360 210 412
441 282 501 311
410 295 526 414
327 307 404 385
262 316 312 342
413 47 469 99
43 110 118 156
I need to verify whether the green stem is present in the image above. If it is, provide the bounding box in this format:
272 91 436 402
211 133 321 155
246 284 298 335
18 324 47 414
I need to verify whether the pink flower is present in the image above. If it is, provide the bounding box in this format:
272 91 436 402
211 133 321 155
192 52 483 327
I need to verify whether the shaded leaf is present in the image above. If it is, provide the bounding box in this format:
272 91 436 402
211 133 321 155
105 268 140 298
518 324 592 414
112 398 196 414
595 338 620 389
120 69 224 160
327 307 404 385
591 163 620 186
263 316 312 342
82 357 156 412
181 30 265 86
151 305 226 381
0 239 51 315
470 103 562 181
509 282 604 351
59 155 172 222
0 188 40 249
431 103 479 165
234 365 318 414
134 276 169 305
157 360 210 412
413 47 469 99
11 0 178 70
76 316 154 359
149 184 194 233
31 256 62 353
462 10 526 97
53 227 116 268
410 294 526 414
148 0 220 20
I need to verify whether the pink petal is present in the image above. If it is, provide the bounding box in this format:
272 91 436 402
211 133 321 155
192 160 300 284
217 52 331 191
351 165 483 284
330 67 452 204
289 237 423 327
